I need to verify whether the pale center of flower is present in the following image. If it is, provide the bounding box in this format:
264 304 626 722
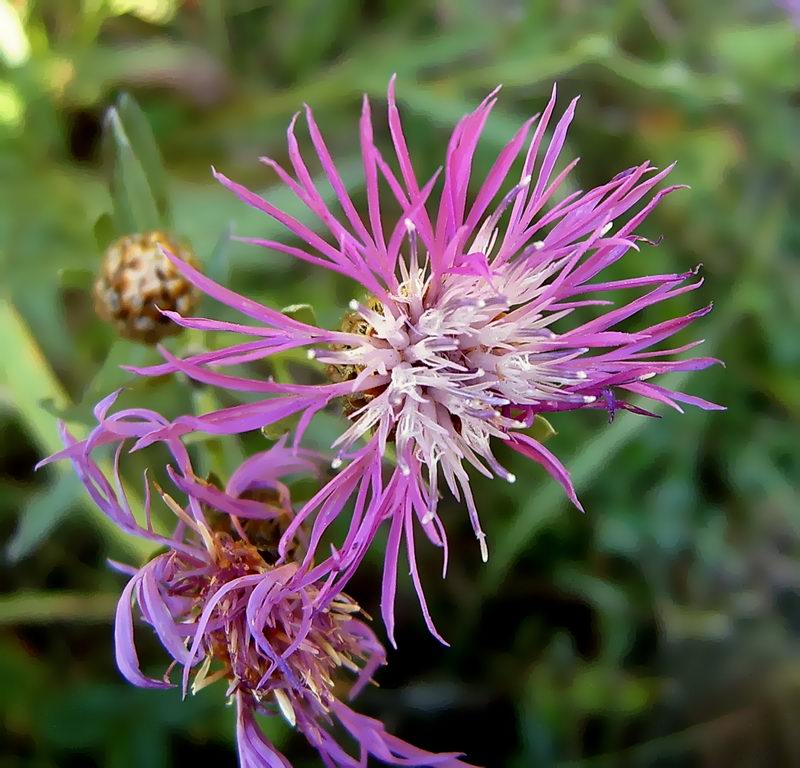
316 208 595 560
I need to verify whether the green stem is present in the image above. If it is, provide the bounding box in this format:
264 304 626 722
0 590 119 624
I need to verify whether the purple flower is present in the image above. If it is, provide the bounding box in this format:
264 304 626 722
129 79 723 642
44 412 474 767
42 400 469 768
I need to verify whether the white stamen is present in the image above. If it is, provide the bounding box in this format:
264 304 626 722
478 533 489 563
639 372 656 381
306 349 316 359
323 216 658 544
274 690 296 727
519 174 532 188
601 220 614 236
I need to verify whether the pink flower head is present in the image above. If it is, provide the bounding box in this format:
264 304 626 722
130 79 723 643
45 413 473 768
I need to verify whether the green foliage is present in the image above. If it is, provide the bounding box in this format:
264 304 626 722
103 105 163 233
1 1 798 766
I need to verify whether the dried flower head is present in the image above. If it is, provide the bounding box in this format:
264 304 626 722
126 79 723 642
94 230 200 343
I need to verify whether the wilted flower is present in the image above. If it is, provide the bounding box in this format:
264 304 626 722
43 403 472 767
128 79 722 641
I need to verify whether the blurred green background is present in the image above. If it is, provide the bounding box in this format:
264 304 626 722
1 1 799 766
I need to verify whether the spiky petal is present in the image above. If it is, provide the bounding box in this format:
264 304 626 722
125 79 723 640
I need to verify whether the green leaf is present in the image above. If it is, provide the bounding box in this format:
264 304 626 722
39 341 158 427
83 340 158 405
0 590 119 624
0 637 48 716
206 221 234 286
569 666 654 716
0 299 156 563
116 92 171 222
281 302 317 326
483 363 717 595
254 709 290 750
190 388 246 479
261 412 301 442
93 212 117 251
57 267 95 290
5 472 81 563
713 22 798 88
528 415 557 443
0 298 71 452
104 107 161 234
170 156 363 271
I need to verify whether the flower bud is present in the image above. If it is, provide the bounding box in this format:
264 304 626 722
93 230 200 343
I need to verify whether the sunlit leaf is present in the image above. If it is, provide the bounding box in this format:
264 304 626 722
116 92 171 223
281 302 317 327
5 472 81 563
104 108 161 234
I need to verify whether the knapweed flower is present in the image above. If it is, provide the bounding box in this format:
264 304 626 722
44 407 473 768
129 79 722 642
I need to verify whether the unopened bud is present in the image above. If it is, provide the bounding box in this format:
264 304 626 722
93 231 200 344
